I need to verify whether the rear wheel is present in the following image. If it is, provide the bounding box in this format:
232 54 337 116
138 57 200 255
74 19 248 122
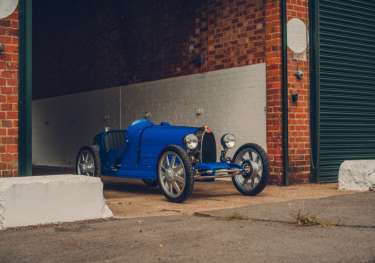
76 146 101 177
157 145 194 203
232 143 269 196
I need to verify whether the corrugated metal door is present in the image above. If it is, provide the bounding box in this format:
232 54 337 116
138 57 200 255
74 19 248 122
317 0 375 182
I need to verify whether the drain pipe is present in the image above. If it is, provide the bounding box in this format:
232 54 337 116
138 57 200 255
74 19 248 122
281 0 289 186
19 0 33 176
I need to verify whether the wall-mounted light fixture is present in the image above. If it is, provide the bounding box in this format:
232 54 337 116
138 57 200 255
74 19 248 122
295 69 304 80
291 90 299 104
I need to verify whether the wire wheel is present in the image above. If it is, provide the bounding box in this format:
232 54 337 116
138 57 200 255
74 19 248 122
232 143 269 196
77 149 96 177
158 151 186 198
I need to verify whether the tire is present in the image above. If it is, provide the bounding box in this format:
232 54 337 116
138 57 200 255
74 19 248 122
157 145 194 203
142 179 158 187
232 143 269 196
76 145 101 177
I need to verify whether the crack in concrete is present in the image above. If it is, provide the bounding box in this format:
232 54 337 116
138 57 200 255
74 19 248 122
0 196 5 230
193 212 375 229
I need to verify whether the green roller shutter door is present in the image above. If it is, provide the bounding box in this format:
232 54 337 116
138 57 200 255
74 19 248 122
318 0 375 182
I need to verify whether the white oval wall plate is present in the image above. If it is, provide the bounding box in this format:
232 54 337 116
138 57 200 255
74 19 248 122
0 0 19 19
287 18 307 54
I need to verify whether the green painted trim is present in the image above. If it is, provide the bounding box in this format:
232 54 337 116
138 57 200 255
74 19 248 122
309 0 320 183
281 0 289 186
18 0 32 176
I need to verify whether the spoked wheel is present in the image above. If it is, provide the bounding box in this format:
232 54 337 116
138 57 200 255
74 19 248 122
232 143 269 196
157 145 194 203
76 146 101 177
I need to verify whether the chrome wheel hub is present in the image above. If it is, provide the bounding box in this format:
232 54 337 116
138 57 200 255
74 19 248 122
242 160 253 176
165 168 175 182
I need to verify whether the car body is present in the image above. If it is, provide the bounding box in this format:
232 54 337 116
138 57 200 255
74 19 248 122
76 119 269 202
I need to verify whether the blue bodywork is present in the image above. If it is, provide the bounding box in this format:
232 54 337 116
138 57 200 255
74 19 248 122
94 119 242 180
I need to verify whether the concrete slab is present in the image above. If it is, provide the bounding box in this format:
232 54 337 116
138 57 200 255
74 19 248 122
103 177 351 218
339 160 375 191
0 175 112 230
209 191 375 227
0 192 374 263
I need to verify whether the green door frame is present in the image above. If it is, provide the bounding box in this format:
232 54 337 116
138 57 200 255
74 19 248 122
18 0 32 176
309 0 320 183
16 0 319 179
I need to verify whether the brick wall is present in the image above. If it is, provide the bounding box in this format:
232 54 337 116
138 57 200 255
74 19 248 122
0 10 19 177
124 0 265 80
205 0 265 71
34 0 265 99
265 0 310 184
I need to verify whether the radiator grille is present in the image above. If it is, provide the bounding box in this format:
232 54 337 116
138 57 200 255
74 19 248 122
104 131 126 152
201 132 216 163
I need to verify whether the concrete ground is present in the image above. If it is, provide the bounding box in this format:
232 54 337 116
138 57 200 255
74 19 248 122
0 192 374 263
103 178 350 218
34 166 352 218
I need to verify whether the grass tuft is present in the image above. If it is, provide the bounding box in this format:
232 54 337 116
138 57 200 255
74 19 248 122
292 209 322 226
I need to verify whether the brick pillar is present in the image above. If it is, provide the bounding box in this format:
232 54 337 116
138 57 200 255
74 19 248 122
0 10 19 177
265 0 284 184
265 0 310 184
286 0 311 183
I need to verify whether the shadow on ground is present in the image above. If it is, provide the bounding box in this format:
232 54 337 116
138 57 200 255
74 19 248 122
32 166 354 220
1 192 374 263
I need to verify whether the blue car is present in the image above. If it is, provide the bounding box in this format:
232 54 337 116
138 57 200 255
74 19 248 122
76 119 269 203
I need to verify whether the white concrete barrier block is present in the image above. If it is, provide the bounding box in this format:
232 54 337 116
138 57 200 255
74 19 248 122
339 160 375 191
0 175 113 230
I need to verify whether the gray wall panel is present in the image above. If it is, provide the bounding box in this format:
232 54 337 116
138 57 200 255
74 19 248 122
32 88 121 167
121 63 267 157
32 64 266 167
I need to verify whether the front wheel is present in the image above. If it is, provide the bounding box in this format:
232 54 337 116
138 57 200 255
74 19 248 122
232 143 269 196
157 145 194 203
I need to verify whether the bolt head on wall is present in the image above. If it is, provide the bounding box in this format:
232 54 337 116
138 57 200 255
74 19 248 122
195 108 204 117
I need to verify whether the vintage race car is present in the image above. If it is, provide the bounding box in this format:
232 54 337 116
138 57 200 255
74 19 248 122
76 119 269 203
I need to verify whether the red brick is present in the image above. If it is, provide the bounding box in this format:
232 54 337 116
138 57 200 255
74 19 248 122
0 8 19 177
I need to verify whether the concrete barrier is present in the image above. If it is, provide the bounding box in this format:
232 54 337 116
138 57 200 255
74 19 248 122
339 160 375 191
0 175 113 230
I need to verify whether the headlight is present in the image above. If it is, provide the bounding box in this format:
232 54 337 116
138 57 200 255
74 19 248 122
184 134 199 150
221 133 236 149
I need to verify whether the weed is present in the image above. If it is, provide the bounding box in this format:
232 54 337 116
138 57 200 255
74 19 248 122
292 209 322 226
290 207 338 227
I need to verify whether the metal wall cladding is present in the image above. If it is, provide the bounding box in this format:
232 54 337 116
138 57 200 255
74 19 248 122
318 0 375 182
